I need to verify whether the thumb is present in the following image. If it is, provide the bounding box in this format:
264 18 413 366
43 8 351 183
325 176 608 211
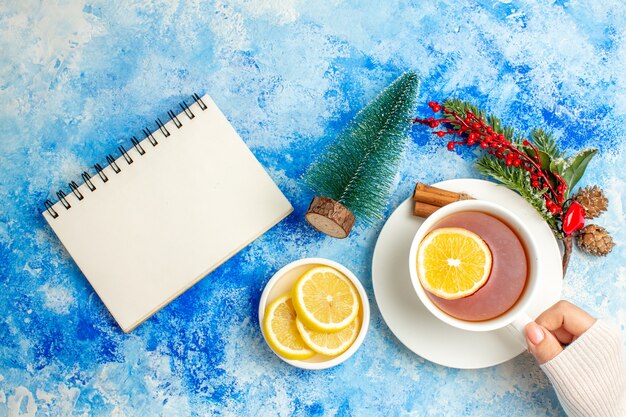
525 322 563 364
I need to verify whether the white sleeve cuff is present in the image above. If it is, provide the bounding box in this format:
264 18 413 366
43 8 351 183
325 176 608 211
540 320 626 417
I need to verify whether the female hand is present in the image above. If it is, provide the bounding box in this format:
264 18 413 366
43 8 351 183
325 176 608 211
525 300 596 364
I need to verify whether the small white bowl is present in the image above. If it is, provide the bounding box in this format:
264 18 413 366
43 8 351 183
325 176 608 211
258 257 370 370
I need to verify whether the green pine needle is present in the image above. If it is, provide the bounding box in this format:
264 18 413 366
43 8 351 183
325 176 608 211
476 156 561 236
304 71 420 225
531 129 563 159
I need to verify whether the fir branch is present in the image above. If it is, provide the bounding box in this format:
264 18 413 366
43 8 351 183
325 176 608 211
442 99 525 143
415 98 598 274
531 129 563 159
476 156 562 236
416 98 570 223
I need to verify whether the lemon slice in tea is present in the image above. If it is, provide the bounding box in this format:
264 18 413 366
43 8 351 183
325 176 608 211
417 227 492 300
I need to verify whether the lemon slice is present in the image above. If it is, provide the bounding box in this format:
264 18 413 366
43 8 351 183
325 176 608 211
296 316 360 356
292 266 360 332
263 294 315 360
417 227 492 300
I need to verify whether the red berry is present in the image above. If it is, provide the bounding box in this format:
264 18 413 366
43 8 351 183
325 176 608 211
467 138 476 145
486 127 493 134
523 140 530 146
447 142 455 150
431 121 440 127
499 134 505 140
513 159 521 167
472 122 481 130
506 159 513 166
532 180 540 187
429 102 441 112
550 206 560 214
480 142 488 149
437 131 446 137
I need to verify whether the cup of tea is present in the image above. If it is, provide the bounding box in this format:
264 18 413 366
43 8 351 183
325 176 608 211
408 199 540 339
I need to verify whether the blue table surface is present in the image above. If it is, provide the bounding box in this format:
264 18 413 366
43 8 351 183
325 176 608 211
1 1 625 416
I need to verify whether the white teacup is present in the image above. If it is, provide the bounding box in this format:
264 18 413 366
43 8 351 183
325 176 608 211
408 200 540 339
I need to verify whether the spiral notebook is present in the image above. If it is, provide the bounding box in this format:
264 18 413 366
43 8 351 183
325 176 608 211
42 94 293 332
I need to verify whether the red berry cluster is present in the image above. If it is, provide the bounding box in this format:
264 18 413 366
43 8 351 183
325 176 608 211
415 102 569 216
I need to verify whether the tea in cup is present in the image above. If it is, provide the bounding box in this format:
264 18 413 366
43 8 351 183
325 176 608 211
409 200 540 335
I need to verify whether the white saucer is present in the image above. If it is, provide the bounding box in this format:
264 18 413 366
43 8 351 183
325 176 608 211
372 179 563 369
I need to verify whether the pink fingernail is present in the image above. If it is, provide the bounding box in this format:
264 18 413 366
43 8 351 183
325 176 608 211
527 323 545 345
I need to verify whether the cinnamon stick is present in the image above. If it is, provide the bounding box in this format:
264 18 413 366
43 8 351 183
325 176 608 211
411 182 475 218
413 183 461 199
413 201 440 218
412 183 473 206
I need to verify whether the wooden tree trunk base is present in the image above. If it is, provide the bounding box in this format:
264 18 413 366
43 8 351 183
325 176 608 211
305 196 356 239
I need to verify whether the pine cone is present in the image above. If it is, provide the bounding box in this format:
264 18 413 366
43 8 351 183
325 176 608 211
574 185 608 219
577 224 614 256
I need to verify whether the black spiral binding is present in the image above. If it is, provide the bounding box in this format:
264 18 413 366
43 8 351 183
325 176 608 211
82 172 96 191
43 94 208 219
155 118 170 137
119 145 133 165
168 110 182 129
69 181 84 200
131 137 145 155
57 190 71 209
106 154 121 173
192 93 207 110
143 128 158 146
94 163 108 182
180 101 195 119
44 200 58 219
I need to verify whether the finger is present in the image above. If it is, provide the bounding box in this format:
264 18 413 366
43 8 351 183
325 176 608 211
552 327 575 345
534 300 595 338
525 322 564 364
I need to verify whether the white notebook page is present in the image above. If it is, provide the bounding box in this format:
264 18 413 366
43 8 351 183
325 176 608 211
43 96 293 332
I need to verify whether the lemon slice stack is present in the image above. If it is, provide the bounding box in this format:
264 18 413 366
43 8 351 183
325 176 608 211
263 266 361 360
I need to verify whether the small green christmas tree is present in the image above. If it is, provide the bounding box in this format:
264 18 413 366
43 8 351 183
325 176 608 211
304 71 420 238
